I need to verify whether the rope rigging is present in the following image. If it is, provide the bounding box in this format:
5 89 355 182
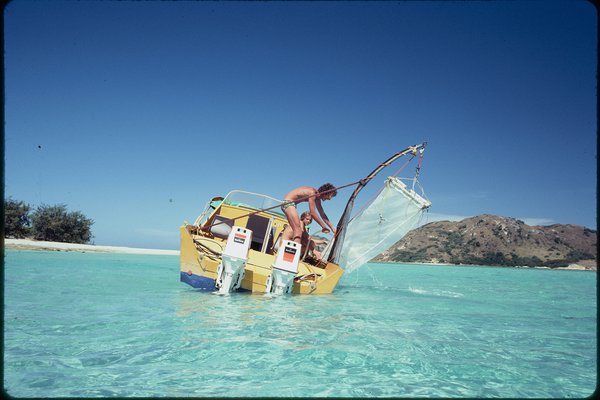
194 142 429 270
202 179 364 230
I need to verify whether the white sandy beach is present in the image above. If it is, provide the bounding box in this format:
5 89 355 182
4 238 180 256
4 239 594 270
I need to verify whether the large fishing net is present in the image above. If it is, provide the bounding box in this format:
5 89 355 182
334 177 431 273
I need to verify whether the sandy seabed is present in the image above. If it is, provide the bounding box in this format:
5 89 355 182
4 239 179 256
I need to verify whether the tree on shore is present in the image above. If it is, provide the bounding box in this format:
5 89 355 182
4 198 32 238
4 199 94 244
31 204 94 244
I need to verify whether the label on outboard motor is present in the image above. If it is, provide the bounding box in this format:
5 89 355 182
283 246 297 262
233 233 247 245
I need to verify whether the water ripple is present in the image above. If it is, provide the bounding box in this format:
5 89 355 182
4 252 597 398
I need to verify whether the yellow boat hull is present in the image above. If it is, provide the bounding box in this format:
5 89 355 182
180 226 344 294
179 191 344 294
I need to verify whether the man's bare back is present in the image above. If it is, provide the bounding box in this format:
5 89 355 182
283 186 317 203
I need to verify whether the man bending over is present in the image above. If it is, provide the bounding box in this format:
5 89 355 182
281 183 337 245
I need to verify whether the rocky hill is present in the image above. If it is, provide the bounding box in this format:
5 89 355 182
374 214 597 269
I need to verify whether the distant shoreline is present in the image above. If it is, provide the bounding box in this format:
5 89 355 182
4 239 179 256
4 239 594 270
372 260 596 271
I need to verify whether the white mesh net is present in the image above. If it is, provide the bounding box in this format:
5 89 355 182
337 176 431 273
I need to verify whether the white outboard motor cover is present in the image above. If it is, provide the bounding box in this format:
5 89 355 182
217 226 252 294
268 240 300 295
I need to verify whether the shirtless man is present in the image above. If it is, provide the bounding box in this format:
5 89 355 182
281 183 337 245
280 211 328 259
299 211 329 260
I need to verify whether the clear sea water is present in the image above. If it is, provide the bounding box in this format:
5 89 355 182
3 250 597 398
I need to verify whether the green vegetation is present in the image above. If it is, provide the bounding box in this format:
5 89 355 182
4 198 32 238
443 231 463 255
390 246 593 269
446 249 591 268
4 199 94 244
391 247 431 262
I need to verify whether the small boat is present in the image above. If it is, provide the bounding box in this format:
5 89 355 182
179 143 431 295
180 190 343 294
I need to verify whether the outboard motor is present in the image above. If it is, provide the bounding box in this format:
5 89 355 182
216 226 252 294
266 240 300 295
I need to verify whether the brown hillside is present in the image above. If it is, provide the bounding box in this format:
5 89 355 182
375 214 596 268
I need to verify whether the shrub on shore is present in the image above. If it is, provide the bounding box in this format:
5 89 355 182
4 198 32 238
4 199 94 244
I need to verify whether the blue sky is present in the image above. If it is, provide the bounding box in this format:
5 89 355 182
4 1 597 250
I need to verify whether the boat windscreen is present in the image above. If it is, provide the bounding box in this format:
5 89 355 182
223 191 285 217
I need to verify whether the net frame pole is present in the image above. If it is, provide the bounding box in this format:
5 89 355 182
327 142 427 263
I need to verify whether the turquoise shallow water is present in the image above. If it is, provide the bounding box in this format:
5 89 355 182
3 250 597 397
